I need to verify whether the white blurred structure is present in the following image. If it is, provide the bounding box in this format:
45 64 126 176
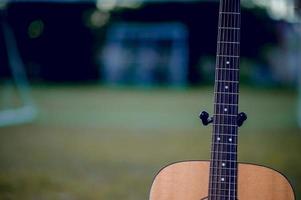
101 23 188 87
0 19 37 127
3 0 300 23
296 1 301 129
298 65 301 128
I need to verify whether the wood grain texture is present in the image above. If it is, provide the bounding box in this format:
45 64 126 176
149 161 295 200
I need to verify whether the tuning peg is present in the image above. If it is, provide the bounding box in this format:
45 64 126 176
237 112 247 127
199 111 213 126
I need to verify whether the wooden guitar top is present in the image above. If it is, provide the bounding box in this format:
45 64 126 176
150 161 295 200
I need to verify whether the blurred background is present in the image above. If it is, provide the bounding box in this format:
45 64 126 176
0 0 300 199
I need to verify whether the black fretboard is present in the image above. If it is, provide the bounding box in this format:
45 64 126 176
208 0 241 200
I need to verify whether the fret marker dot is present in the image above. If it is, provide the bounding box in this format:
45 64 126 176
225 85 229 90
224 108 228 112
222 163 226 167
229 138 232 142
226 61 230 65
221 178 225 181
217 137 221 141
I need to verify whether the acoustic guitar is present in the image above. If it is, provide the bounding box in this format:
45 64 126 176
149 0 295 199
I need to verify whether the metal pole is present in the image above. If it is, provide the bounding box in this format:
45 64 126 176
0 13 37 127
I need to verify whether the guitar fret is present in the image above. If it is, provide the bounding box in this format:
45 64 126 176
209 189 236 193
211 181 237 185
210 195 237 199
213 133 237 136
220 11 240 15
212 159 237 162
209 191 237 196
213 124 237 127
209 193 237 197
214 103 238 106
211 151 237 155
210 194 237 198
213 113 237 117
210 166 237 170
214 114 237 117
212 142 237 146
214 92 239 95
216 80 239 83
218 41 240 44
217 55 240 58
209 190 236 195
219 27 240 30
209 194 237 199
210 174 237 178
210 195 237 198
209 187 236 192
216 68 239 71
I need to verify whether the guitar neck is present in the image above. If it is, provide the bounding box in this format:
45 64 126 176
209 0 241 199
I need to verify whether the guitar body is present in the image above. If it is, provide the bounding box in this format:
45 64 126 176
150 161 295 200
149 1 295 199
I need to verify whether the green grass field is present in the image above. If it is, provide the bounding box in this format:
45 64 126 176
0 85 300 199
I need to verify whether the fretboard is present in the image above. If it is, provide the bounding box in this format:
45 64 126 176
209 0 241 200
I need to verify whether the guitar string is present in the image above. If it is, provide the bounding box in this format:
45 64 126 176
229 0 235 199
222 0 230 198
210 0 224 199
233 1 240 198
227 1 237 199
226 0 236 200
220 0 229 198
216 0 227 196
218 0 225 197
224 0 229 198
234 1 241 198
230 0 233 198
215 0 225 198
216 0 228 198
228 1 240 199
210 0 221 197
211 0 241 199
219 0 240 199
234 1 238 198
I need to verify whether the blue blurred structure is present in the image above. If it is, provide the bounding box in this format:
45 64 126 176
265 22 301 85
100 23 188 87
298 6 301 129
298 65 301 128
0 15 37 127
296 5 301 129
